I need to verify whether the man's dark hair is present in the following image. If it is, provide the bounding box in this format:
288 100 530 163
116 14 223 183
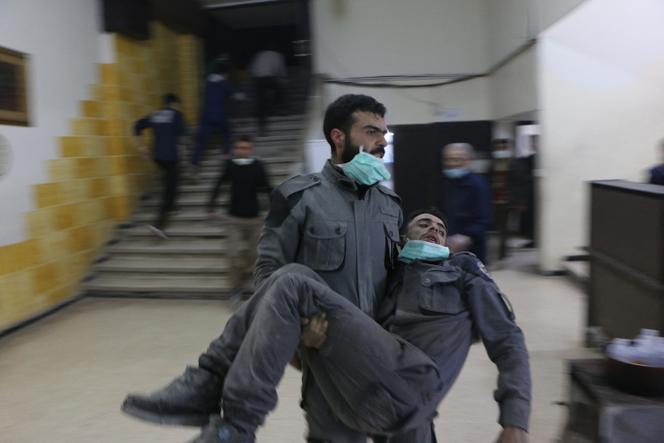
212 60 229 75
235 135 253 144
323 94 386 153
163 93 179 106
403 207 448 234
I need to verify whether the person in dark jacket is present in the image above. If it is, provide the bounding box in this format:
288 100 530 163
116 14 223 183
122 93 403 443
134 93 186 239
121 209 531 443
191 62 240 176
648 140 664 185
438 143 492 263
207 135 272 292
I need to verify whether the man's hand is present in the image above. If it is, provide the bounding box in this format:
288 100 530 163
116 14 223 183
447 234 472 253
301 313 328 349
495 427 528 443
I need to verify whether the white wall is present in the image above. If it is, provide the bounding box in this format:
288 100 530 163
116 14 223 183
489 45 538 120
312 0 488 79
485 0 587 66
306 0 492 171
538 0 664 270
0 0 104 245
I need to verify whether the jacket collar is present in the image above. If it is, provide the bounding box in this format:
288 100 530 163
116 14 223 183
322 159 359 190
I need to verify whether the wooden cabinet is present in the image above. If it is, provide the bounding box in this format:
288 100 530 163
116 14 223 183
589 180 664 338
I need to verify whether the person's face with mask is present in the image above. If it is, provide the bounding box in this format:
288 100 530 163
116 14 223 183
406 213 447 246
442 147 471 173
233 140 253 158
331 111 388 164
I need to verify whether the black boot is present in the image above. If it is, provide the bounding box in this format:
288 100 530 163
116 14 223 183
121 366 223 426
189 417 255 443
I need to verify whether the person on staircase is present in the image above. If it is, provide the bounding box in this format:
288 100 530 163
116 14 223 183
134 93 187 239
191 61 243 180
207 135 272 294
249 44 287 136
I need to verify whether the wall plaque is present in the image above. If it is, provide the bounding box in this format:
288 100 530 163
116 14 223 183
0 46 30 126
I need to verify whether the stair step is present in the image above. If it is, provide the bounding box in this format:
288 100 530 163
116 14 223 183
119 223 228 238
83 273 232 296
132 210 267 223
94 256 228 273
106 238 227 254
231 115 304 125
232 123 305 132
199 156 301 167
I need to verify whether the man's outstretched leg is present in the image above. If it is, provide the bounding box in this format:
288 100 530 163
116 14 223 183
188 267 444 442
121 264 314 426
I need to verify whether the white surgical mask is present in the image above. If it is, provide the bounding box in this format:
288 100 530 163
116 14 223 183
339 146 390 185
492 150 513 159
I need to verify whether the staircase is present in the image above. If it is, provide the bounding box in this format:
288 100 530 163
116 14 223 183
83 114 307 299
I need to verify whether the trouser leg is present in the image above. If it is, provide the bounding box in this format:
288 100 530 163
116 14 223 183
219 118 232 156
225 217 245 289
155 160 177 228
200 263 442 435
254 78 268 132
192 120 212 166
300 315 442 436
372 422 437 443
243 217 262 287
207 166 225 212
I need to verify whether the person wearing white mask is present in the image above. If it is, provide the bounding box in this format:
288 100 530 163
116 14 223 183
207 135 272 293
439 142 493 263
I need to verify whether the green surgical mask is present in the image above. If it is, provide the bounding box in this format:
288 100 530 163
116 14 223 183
340 151 390 186
399 240 450 263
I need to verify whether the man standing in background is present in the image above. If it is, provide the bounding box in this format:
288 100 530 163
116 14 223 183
250 45 287 136
191 62 240 179
134 93 186 239
438 142 492 263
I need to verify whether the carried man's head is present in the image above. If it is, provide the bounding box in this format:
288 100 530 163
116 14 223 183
323 94 388 164
405 208 448 246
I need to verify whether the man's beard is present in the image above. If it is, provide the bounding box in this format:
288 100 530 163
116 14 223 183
340 136 360 164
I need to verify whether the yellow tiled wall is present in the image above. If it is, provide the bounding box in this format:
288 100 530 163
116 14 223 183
0 23 202 330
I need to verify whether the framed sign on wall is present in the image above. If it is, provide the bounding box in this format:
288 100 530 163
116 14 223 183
0 46 30 126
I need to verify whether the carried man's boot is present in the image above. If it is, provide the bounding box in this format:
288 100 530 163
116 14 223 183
122 366 223 426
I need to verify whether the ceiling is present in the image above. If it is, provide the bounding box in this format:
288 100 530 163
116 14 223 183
198 0 300 29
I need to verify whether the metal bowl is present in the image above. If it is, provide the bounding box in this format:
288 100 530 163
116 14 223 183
606 356 664 397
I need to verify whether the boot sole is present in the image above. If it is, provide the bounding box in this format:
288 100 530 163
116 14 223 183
121 400 213 427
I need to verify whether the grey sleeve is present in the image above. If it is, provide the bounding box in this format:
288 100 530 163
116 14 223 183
254 189 304 287
463 268 531 431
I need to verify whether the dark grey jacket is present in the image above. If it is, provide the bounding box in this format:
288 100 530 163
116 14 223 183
255 160 402 316
379 252 531 431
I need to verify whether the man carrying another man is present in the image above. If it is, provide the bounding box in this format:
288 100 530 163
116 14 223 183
125 94 403 443
123 208 531 443
122 95 530 442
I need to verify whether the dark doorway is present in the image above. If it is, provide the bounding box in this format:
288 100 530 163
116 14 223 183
392 121 492 216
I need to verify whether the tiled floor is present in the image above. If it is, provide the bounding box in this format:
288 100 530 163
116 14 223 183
0 251 593 442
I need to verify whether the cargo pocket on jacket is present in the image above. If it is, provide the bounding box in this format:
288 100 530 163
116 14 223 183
300 221 347 271
418 269 465 314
